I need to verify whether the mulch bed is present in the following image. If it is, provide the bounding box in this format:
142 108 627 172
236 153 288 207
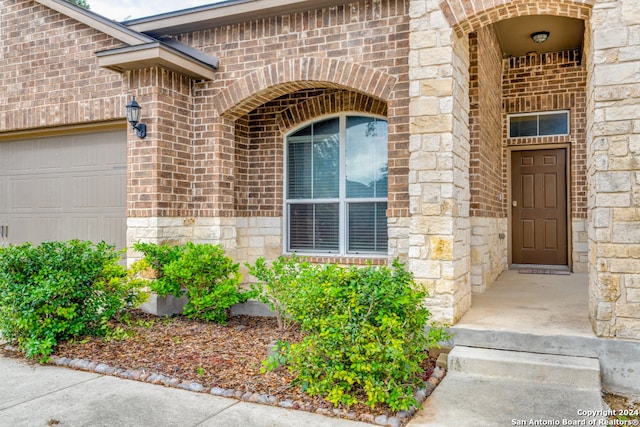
1 309 443 425
603 393 640 424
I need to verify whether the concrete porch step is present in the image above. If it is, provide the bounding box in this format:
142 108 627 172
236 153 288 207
448 326 640 395
448 346 601 389
407 346 606 426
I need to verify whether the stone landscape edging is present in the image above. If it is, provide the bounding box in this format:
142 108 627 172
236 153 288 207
50 356 446 427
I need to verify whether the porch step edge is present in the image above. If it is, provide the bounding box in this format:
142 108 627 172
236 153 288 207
448 346 601 389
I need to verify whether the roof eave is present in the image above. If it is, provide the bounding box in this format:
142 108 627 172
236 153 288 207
96 43 217 80
35 0 154 45
124 0 349 35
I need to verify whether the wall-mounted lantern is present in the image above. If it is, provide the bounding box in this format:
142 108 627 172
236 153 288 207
125 96 147 138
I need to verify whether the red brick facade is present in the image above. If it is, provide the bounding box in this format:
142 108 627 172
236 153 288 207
1 0 410 222
502 50 588 218
0 1 125 130
133 1 411 220
469 27 504 218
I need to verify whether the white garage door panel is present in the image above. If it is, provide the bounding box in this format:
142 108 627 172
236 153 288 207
0 130 126 251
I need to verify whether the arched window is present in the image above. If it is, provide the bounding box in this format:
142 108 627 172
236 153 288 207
285 114 388 255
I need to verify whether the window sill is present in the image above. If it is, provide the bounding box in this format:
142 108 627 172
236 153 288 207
286 254 388 266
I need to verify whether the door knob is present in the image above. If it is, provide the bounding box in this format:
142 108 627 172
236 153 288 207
512 200 518 207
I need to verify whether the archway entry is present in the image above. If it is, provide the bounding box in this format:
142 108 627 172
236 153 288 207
445 4 593 340
466 12 588 295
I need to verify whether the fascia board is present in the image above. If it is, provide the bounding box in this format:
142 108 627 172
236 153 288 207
96 43 216 80
35 0 153 45
124 0 347 35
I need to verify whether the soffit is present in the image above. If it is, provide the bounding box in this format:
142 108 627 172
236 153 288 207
494 15 585 58
96 43 217 80
35 0 153 45
123 0 349 35
35 0 219 80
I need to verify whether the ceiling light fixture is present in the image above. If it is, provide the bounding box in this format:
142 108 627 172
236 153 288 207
530 31 550 44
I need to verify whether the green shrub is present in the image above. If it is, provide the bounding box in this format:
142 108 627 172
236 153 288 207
246 254 309 330
0 240 147 361
246 257 448 411
132 242 185 296
134 242 250 323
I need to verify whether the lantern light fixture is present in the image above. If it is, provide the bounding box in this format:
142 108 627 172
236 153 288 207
125 96 147 138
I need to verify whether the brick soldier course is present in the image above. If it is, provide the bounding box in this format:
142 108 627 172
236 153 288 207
1 0 639 339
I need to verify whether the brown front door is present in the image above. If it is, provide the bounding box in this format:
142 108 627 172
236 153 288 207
511 149 567 265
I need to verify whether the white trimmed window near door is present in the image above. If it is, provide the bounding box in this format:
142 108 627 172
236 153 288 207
508 110 570 138
285 114 388 255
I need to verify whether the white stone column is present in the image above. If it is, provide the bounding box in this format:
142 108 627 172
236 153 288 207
408 0 471 324
588 0 640 339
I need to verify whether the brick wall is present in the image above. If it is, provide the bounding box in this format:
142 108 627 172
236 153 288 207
234 88 380 216
180 0 410 220
1 0 411 223
469 27 504 218
0 0 126 131
126 68 195 218
503 50 588 219
468 26 508 292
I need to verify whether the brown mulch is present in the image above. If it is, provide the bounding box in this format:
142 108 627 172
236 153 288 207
603 393 640 423
37 309 436 421
53 311 302 396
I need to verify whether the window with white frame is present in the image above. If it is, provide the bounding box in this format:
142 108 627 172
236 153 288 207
508 110 570 138
285 115 388 255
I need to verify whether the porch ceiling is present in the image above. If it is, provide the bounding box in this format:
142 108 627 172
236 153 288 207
493 15 585 58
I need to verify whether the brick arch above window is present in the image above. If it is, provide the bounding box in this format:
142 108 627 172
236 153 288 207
276 91 387 134
217 58 397 120
440 0 593 37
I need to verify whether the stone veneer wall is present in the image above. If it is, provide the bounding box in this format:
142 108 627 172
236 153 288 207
468 26 508 293
126 217 238 261
408 0 471 324
588 0 640 339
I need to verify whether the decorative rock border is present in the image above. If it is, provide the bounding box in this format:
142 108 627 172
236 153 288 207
51 356 446 426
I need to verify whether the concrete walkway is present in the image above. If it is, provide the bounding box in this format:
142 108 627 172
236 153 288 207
1 352 611 427
0 356 371 427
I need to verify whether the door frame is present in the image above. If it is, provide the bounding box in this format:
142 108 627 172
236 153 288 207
507 143 572 269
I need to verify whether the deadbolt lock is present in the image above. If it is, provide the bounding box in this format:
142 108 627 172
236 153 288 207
512 200 518 207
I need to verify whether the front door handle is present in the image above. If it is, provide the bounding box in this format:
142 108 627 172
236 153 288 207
512 200 518 207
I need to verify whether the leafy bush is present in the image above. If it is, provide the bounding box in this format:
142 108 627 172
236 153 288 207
0 240 147 360
246 254 309 330
132 242 185 296
134 242 250 323
246 257 448 411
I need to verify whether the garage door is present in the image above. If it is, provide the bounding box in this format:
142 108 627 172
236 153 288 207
0 130 126 251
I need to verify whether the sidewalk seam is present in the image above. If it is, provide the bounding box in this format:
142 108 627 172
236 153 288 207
0 374 103 412
193 399 241 426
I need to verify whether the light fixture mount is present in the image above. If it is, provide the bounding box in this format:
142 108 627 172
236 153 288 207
531 31 550 44
125 96 147 138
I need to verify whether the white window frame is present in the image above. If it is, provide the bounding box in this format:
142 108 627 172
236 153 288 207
507 110 570 138
283 113 388 257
